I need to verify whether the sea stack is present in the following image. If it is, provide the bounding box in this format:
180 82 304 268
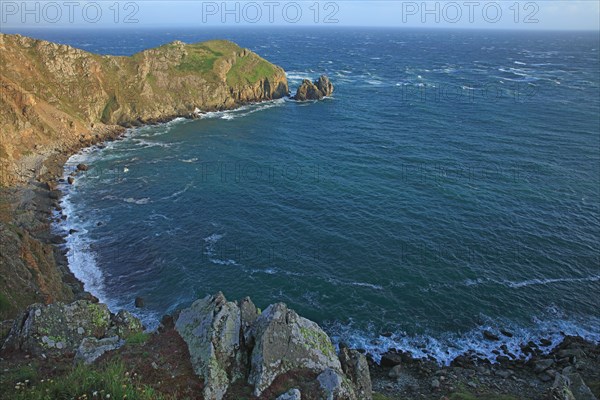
294 75 334 101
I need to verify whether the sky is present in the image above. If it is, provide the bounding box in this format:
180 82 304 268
1 0 599 30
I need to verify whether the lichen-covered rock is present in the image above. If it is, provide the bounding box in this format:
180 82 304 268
1 300 111 355
277 388 302 400
317 368 357 400
339 346 372 400
293 75 334 101
109 310 144 339
75 336 124 365
174 292 242 400
247 302 342 397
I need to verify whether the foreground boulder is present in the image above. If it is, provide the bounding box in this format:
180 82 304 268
175 292 246 400
1 300 142 360
247 302 343 396
294 75 334 101
175 293 371 400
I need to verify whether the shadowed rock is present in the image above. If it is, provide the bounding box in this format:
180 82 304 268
174 293 371 400
294 75 334 101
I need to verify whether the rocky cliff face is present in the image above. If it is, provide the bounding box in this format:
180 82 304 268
175 292 372 400
0 34 289 186
0 34 288 320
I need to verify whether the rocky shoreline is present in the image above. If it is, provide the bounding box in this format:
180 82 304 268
1 33 599 400
0 111 599 400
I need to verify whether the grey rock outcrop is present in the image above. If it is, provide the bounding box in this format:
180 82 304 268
247 302 342 396
175 292 246 400
75 336 125 365
339 345 372 399
294 75 334 101
1 300 142 361
317 368 357 400
276 388 302 400
2 300 111 355
174 293 371 400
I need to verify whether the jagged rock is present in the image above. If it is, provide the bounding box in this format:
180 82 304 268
294 79 323 101
240 296 258 342
67 177 75 185
174 292 242 400
247 302 342 397
316 75 334 97
277 388 302 400
134 296 145 308
174 293 369 400
534 359 555 374
76 163 89 171
339 346 372 399
1 300 111 355
567 373 598 400
294 75 334 101
109 310 144 338
317 368 357 400
75 336 124 365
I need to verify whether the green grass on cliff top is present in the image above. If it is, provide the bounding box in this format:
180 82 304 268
227 55 279 86
165 39 277 86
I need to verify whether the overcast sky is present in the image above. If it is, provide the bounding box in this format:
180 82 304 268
1 1 599 30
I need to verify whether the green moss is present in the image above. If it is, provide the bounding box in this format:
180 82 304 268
299 326 336 358
87 303 109 328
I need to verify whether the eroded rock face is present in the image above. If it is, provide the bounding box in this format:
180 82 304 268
174 293 370 400
339 345 372 400
174 292 245 400
294 75 334 101
247 302 342 396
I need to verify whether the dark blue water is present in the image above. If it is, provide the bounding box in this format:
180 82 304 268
9 27 599 363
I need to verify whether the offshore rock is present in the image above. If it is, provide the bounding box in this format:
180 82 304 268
294 75 334 101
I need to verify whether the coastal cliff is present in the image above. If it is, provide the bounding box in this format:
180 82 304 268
0 33 288 186
0 34 287 319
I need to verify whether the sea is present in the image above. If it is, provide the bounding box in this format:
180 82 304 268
7 27 600 364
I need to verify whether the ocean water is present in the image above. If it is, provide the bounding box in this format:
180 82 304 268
13 27 600 363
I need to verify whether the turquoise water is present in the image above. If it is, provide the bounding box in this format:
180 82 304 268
15 28 599 362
